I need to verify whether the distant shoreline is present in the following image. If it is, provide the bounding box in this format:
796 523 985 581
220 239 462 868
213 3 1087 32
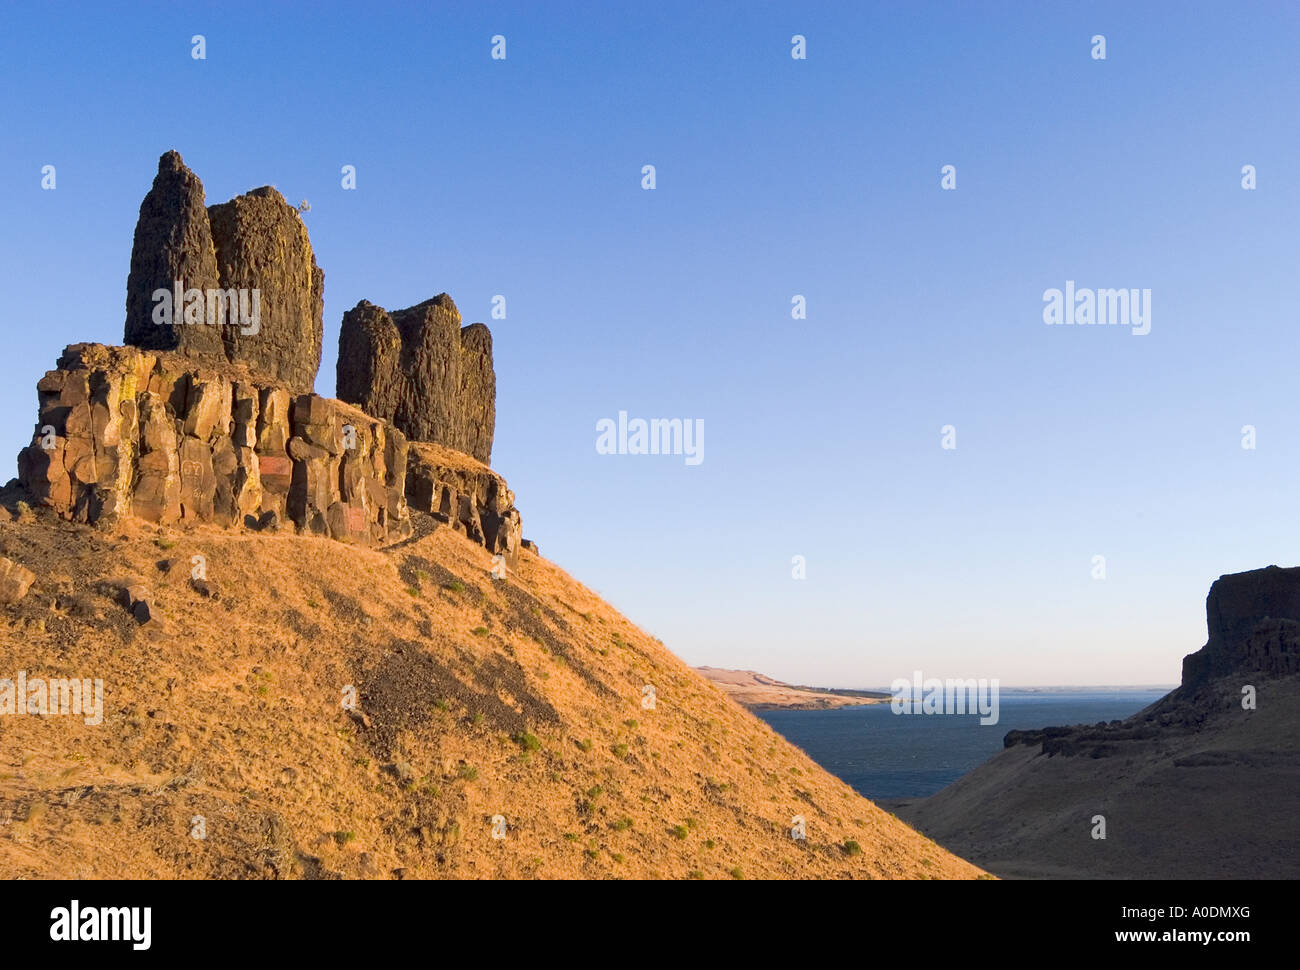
698 667 1178 712
696 667 892 711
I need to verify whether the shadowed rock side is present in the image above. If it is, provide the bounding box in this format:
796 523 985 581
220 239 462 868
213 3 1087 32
1183 565 1300 686
208 187 324 392
337 297 495 464
122 151 324 393
123 151 224 357
893 565 1300 879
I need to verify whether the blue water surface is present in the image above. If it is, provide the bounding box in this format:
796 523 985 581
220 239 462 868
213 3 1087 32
758 688 1170 800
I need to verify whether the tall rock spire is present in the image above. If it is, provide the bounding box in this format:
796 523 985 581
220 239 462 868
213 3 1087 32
123 150 224 357
337 295 496 464
122 150 325 393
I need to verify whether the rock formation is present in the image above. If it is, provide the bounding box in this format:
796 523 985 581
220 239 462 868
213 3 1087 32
405 441 521 567
124 151 225 358
208 187 325 391
1182 565 1300 686
13 152 522 560
123 151 324 393
0 556 35 604
1001 565 1300 757
337 297 495 464
897 565 1300 878
18 343 410 546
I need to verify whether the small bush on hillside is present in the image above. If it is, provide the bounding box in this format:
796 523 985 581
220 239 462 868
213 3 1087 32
515 732 541 752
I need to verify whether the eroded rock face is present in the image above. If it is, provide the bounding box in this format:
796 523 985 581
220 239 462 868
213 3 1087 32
123 151 324 393
336 297 495 464
405 441 521 567
208 187 324 392
0 557 36 604
123 151 224 357
18 343 409 547
1182 565 1300 686
999 565 1300 760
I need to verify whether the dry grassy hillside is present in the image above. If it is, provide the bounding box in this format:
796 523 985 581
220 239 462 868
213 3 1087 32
0 507 983 879
893 674 1300 879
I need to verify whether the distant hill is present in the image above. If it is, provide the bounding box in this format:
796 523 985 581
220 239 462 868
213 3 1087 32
696 667 891 711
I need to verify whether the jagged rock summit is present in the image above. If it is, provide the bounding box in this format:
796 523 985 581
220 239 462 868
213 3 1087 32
337 296 496 464
123 150 324 394
15 151 519 563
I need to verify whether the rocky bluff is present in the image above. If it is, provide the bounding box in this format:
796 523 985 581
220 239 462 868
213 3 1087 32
15 151 522 564
124 150 324 393
19 343 411 545
337 296 495 465
1003 564 1300 757
1182 564 1300 686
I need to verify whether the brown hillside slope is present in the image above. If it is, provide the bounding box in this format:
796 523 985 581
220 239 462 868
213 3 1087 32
894 673 1300 879
0 508 983 879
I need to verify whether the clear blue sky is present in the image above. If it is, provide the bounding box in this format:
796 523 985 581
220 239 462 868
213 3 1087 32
2 1 1296 686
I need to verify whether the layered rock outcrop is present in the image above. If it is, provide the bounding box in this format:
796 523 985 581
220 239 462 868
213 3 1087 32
14 153 525 560
405 441 521 566
901 565 1300 879
1001 564 1300 758
17 343 409 546
123 151 324 393
1182 564 1300 686
337 297 495 464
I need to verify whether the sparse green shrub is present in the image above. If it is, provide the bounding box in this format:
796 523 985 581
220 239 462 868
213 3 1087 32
515 731 541 752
